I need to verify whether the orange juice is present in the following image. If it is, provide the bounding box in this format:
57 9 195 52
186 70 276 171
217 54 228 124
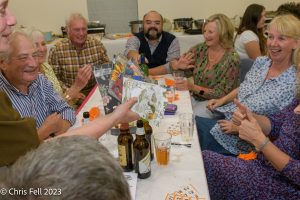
155 147 170 165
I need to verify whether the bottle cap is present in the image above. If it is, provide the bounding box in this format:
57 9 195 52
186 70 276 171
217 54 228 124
136 119 144 128
83 111 90 118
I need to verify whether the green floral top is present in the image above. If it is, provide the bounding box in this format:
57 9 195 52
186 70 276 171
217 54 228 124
190 43 240 100
41 62 64 95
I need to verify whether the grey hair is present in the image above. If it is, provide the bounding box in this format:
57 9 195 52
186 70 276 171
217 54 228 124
20 28 44 43
0 31 34 63
1 136 131 200
65 13 87 30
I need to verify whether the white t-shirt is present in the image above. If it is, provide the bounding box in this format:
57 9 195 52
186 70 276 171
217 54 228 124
234 30 259 59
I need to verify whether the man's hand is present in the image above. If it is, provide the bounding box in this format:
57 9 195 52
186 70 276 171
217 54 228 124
38 113 62 140
112 97 140 125
74 64 92 90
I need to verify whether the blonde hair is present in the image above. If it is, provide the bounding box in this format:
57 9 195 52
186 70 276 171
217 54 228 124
267 14 300 39
205 13 235 48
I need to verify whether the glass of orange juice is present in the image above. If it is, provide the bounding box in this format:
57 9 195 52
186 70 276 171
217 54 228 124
165 86 175 103
154 132 172 166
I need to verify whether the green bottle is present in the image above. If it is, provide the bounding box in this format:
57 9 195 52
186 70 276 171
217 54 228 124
140 54 149 76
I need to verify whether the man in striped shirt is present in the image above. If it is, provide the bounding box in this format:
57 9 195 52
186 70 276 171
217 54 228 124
0 31 75 140
48 13 109 97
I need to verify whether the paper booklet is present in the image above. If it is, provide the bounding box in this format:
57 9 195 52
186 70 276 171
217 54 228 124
93 62 121 114
122 77 168 126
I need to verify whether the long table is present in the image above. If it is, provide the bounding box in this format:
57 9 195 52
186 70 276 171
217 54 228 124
74 76 210 200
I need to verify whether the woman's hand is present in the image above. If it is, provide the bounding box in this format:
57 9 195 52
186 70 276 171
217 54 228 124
232 99 247 126
238 108 266 147
112 97 140 125
172 52 195 70
206 98 225 111
218 119 239 134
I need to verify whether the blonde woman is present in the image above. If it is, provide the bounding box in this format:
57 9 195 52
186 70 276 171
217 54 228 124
202 46 300 200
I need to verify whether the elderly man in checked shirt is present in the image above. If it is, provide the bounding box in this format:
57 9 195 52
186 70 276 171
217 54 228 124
0 31 75 140
48 13 109 97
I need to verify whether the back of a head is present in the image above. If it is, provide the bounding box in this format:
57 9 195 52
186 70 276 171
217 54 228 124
277 2 300 20
207 13 234 48
2 136 131 200
238 4 265 34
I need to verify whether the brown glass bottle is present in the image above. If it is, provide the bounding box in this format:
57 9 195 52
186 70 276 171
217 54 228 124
144 120 154 161
133 120 151 179
117 123 134 172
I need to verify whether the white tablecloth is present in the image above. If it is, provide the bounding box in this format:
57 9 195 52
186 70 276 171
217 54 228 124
47 33 204 61
74 76 210 200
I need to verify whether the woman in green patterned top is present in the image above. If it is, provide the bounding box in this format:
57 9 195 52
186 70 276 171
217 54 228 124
25 29 92 107
172 14 240 118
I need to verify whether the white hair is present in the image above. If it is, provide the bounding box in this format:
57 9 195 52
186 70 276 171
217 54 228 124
1 136 131 200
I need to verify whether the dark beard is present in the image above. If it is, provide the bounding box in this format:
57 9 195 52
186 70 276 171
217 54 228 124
144 28 162 40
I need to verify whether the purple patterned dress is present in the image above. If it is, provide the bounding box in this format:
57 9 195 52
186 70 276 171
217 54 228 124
203 99 300 200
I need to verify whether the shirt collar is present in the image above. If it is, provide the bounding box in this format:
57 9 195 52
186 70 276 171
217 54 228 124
144 34 163 44
0 71 39 95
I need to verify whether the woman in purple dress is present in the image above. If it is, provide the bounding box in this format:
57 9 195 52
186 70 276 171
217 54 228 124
203 99 300 199
203 48 300 199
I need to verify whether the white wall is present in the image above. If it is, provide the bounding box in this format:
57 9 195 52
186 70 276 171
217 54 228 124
9 0 299 34
137 0 299 19
9 0 88 34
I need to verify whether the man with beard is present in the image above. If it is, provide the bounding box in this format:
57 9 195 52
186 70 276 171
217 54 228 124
125 11 180 75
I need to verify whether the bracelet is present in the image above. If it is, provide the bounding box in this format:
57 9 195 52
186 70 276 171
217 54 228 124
255 137 270 152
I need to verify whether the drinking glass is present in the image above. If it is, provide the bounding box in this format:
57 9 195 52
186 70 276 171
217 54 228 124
154 132 172 166
179 113 194 142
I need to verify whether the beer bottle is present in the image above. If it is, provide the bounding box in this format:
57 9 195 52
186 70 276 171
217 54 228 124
133 120 151 179
140 54 149 76
117 123 134 172
144 120 154 161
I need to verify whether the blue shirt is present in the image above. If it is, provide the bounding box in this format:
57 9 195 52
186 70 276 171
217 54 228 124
0 72 75 128
211 56 297 155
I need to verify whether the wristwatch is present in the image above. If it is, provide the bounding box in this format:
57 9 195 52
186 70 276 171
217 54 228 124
199 90 204 95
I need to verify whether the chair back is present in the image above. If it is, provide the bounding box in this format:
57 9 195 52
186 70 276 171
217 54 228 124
240 58 254 83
